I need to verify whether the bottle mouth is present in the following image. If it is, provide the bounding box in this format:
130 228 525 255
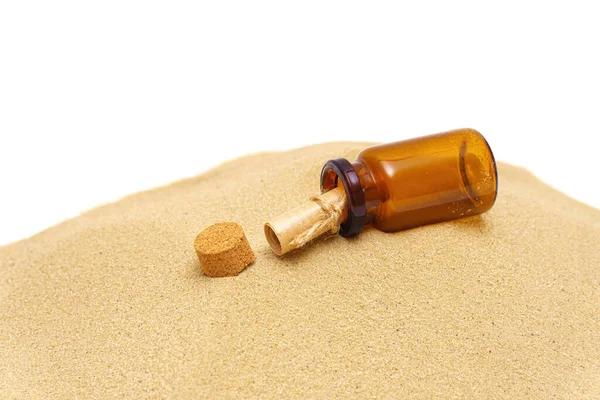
320 158 366 238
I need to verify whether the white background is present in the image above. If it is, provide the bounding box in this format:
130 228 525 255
1 1 599 246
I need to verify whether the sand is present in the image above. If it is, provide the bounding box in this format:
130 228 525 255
1 142 599 399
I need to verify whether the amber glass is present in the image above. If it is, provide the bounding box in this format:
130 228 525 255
352 128 497 232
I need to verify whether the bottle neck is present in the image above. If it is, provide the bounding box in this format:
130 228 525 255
320 158 382 237
351 160 381 225
320 158 366 237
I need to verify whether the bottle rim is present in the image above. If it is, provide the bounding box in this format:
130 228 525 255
320 158 366 237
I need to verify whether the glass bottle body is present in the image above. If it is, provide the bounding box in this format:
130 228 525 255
321 128 498 237
354 128 497 232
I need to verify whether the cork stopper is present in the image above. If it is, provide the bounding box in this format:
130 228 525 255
194 222 255 277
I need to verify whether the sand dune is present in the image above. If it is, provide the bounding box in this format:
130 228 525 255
1 143 599 398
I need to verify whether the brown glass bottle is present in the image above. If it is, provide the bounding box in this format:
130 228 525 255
321 128 498 237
